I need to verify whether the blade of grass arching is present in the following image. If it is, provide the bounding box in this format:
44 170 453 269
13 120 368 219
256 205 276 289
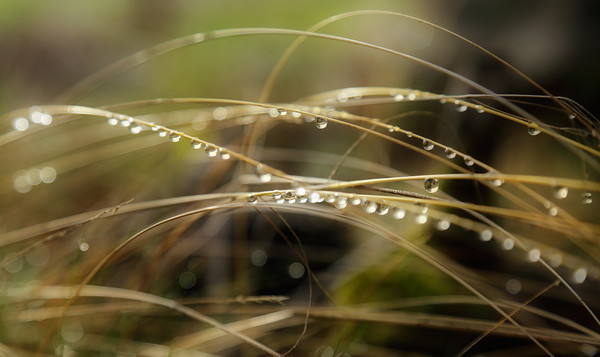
456 280 561 357
36 203 285 357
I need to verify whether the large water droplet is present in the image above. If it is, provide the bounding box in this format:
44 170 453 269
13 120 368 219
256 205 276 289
393 208 406 220
158 129 168 137
205 145 218 157
502 238 514 250
219 149 230 160
415 214 428 224
284 192 296 204
527 249 541 262
479 230 493 241
553 185 568 199
376 204 389 215
120 119 131 127
364 201 377 214
169 133 181 142
315 117 328 129
309 192 321 203
335 196 347 209
583 192 593 204
256 165 272 183
464 156 474 166
190 140 202 150
436 220 450 231
247 195 258 204
273 191 284 203
422 139 434 151
129 125 142 134
456 105 468 112
527 122 541 136
573 268 587 284
475 105 485 113
444 148 456 159
424 178 439 193
107 117 118 126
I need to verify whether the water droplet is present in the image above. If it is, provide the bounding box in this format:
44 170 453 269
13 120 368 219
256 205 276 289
129 125 142 134
549 254 562 267
120 119 131 127
568 114 576 120
583 192 593 204
335 196 347 209
475 105 485 113
39 113 52 125
405 131 413 138
502 238 514 250
284 192 296 204
506 279 521 294
407 93 416 101
158 129 168 137
573 268 587 284
456 105 468 112
107 117 118 126
169 133 181 142
12 117 29 131
247 195 258 204
415 214 428 224
464 156 474 166
487 171 503 187
394 94 405 101
350 196 362 206
393 208 406 219
376 204 389 215
251 250 268 266
479 230 493 241
552 185 568 199
288 262 305 279
439 98 447 104
547 204 558 216
78 240 89 252
364 201 377 214
424 178 439 193
190 140 202 149
40 167 57 183
25 168 41 186
291 111 302 118
219 149 230 160
324 194 335 203
315 117 328 129
436 220 450 231
151 124 159 131
256 165 272 183
268 108 279 117
272 191 284 203
416 203 428 213
297 193 308 203
212 107 227 120
444 148 456 159
422 139 434 151
337 91 349 103
527 249 541 262
205 145 218 157
309 192 321 203
527 122 541 136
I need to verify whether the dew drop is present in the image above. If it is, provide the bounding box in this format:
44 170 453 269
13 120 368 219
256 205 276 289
315 117 328 129
424 178 439 193
475 105 485 113
464 156 474 166
13 117 29 131
422 139 434 151
205 145 218 157
129 125 142 134
527 122 541 136
568 114 576 120
407 92 417 101
78 240 89 252
325 194 336 203
487 171 503 187
350 196 362 206
527 248 541 262
284 192 296 204
268 108 279 117
288 262 305 279
297 193 308 203
415 214 428 224
479 230 493 241
552 185 568 199
547 204 558 216
309 192 321 203
291 111 302 118
456 105 468 112
247 195 258 204
256 165 272 183
251 249 268 267
444 148 456 159
169 132 181 142
405 131 413 138
107 117 118 126
157 129 168 137
394 94 405 101
506 279 522 294
393 208 406 220
439 98 447 104
335 196 347 209
120 119 131 127
190 140 202 150
40 167 57 184
376 204 389 215
272 191 283 203
502 238 515 250
436 220 450 231
583 192 592 204
364 201 377 214
549 254 562 267
219 149 230 160
573 268 587 284
212 107 227 120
